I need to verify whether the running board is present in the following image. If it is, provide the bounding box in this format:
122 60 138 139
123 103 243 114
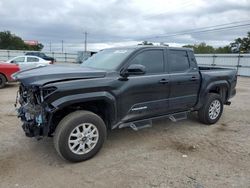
118 111 188 131
169 112 187 122
129 120 152 131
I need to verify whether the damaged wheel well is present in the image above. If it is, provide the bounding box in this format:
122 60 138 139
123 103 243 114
49 100 113 135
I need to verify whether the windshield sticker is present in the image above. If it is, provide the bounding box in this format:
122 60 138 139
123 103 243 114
114 50 127 54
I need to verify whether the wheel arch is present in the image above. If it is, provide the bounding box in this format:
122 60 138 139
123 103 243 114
48 92 117 134
0 73 7 88
195 80 230 110
206 81 229 103
0 72 7 81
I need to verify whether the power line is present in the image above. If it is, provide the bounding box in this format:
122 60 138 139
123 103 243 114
139 22 250 40
165 19 250 36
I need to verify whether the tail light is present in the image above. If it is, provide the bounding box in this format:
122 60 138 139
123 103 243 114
49 61 53 64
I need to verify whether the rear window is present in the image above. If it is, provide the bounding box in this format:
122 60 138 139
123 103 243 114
27 57 39 62
169 50 190 72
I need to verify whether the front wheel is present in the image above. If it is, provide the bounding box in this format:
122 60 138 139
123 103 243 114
53 110 107 162
0 74 6 89
198 93 223 125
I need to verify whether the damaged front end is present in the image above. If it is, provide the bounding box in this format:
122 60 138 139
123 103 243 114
17 84 55 138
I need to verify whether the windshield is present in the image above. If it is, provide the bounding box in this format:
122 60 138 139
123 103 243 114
81 49 133 70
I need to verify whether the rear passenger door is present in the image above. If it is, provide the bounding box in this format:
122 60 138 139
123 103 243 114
27 56 40 66
167 49 200 112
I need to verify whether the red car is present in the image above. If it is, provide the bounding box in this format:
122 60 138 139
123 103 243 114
0 63 20 88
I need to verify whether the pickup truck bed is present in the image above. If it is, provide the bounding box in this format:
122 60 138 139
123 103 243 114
197 66 237 108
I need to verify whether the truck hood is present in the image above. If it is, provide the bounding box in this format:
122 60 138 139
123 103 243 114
13 65 107 86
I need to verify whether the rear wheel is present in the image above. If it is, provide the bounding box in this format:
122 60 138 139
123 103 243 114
198 93 223 125
54 110 107 162
0 74 6 89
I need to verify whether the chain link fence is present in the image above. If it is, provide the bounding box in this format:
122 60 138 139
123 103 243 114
0 50 250 76
196 54 250 76
0 50 77 63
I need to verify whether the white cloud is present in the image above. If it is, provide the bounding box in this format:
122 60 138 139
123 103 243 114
0 0 249 51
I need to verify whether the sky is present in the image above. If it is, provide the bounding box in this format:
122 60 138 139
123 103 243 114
0 0 250 52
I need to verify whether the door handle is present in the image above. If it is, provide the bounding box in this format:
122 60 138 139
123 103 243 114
190 76 198 81
159 79 169 84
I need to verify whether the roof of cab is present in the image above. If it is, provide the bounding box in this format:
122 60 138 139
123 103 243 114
106 45 193 51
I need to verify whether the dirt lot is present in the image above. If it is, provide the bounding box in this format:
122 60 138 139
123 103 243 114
0 77 250 188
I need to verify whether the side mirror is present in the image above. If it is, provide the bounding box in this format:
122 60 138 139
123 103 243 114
122 64 146 77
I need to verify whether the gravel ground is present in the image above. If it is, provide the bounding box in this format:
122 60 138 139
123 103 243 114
0 77 250 188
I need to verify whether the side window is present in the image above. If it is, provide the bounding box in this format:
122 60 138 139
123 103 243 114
129 50 164 74
168 50 190 72
27 57 39 62
12 57 25 63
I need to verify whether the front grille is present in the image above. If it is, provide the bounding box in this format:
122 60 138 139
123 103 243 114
19 84 41 105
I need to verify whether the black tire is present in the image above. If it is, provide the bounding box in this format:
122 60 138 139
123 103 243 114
198 93 223 125
54 110 107 162
0 74 7 89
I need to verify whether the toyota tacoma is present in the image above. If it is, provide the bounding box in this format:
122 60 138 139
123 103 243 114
14 46 237 162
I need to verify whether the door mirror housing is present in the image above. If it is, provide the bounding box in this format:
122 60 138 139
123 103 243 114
122 64 146 77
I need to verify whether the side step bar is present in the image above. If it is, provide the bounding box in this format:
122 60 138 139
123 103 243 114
169 112 187 122
129 120 152 131
119 111 188 131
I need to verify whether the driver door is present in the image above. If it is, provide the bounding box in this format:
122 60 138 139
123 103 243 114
117 49 170 123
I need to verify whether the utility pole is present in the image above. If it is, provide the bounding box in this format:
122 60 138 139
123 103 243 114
84 31 87 52
49 42 51 52
61 40 64 53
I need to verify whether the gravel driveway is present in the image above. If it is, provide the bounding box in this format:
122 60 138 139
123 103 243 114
0 77 250 188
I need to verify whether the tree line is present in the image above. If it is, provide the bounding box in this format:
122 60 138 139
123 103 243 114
0 31 43 51
140 31 250 54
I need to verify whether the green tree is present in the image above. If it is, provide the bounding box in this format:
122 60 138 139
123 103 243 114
215 46 231 53
183 43 215 54
0 31 43 51
230 32 250 53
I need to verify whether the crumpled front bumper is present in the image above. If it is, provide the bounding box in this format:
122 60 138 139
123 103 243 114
17 84 50 138
18 104 46 137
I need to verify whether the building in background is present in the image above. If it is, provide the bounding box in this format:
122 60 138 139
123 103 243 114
23 40 39 46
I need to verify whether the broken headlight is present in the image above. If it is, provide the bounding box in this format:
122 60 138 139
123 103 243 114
42 86 57 98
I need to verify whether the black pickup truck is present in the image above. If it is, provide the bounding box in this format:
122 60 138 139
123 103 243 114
14 46 237 162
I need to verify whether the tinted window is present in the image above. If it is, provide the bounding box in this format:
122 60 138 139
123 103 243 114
27 57 39 62
129 50 164 74
169 50 190 72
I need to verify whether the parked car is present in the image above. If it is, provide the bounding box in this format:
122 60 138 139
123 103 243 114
0 62 20 88
25 52 56 63
6 55 51 70
14 46 237 162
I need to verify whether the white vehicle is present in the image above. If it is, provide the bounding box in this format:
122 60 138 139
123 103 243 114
6 55 52 70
